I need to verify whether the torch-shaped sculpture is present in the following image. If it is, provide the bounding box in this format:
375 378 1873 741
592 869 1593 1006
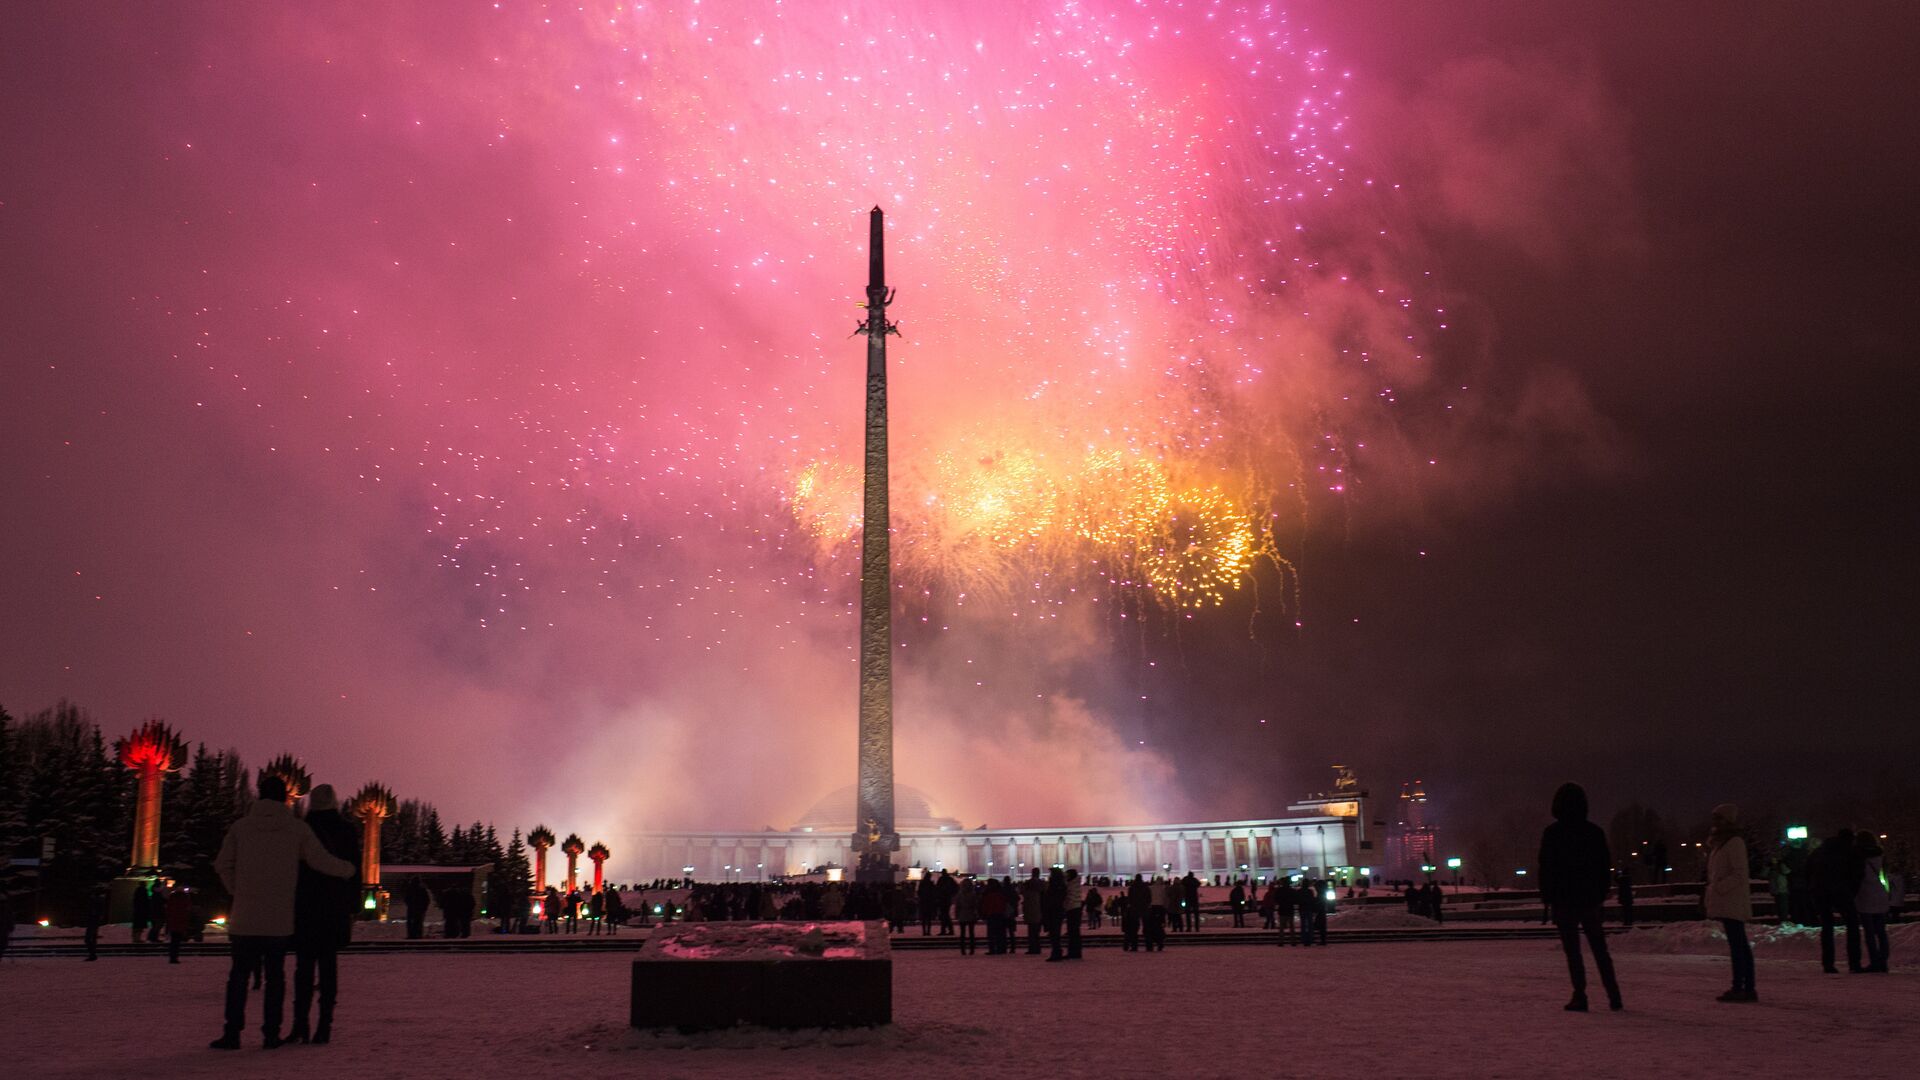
261 753 311 805
588 842 610 892
115 720 186 874
561 833 585 892
348 782 396 916
528 825 555 894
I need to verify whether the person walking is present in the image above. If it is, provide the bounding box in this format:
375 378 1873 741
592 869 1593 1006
165 884 197 963
1808 827 1864 973
1064 869 1085 959
1022 869 1045 955
1539 782 1622 1012
1229 881 1247 928
290 784 359 1044
209 773 356 1050
1855 832 1891 973
955 877 980 955
1704 803 1757 1002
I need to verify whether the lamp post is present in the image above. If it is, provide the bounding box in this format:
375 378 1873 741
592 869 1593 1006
588 842 610 892
1446 856 1462 887
561 834 585 891
115 720 186 874
348 782 396 918
528 826 555 894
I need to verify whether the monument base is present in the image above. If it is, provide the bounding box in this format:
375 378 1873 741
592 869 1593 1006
631 921 890 1031
107 872 158 924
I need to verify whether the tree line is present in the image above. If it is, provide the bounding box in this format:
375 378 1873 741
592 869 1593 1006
0 700 532 924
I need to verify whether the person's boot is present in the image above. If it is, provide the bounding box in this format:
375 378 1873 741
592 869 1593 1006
1715 987 1745 1002
1564 991 1588 1012
1606 988 1623 1011
288 1016 309 1044
262 1031 285 1050
208 1032 241 1051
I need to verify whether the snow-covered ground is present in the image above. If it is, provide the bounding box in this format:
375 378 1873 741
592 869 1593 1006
3 929 1911 1078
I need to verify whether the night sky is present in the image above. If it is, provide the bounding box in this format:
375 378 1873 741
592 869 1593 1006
4 1 1914 841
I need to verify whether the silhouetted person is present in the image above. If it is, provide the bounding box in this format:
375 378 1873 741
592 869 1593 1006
1615 869 1635 928
405 878 430 940
290 785 359 1043
1704 803 1756 1002
1274 880 1297 945
937 869 958 935
210 773 354 1050
918 874 937 936
1538 782 1622 1012
1065 869 1085 959
1229 882 1247 928
1855 832 1891 973
1808 828 1864 973
1123 875 1148 952
83 883 108 961
1022 869 1045 954
130 879 151 945
1043 867 1068 961
165 885 195 963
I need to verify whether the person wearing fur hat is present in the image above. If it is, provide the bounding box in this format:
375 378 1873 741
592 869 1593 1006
1704 803 1757 1002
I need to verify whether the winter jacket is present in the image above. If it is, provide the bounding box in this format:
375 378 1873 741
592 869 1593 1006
1127 879 1151 916
164 889 197 936
294 808 361 949
1065 878 1085 912
1021 878 1044 924
1807 835 1864 904
215 798 356 938
1703 834 1753 922
979 885 1008 919
1537 783 1613 913
1856 854 1891 916
1149 879 1170 907
955 882 980 922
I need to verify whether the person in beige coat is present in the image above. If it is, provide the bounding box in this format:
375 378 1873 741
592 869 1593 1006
209 773 356 1050
1704 803 1756 1002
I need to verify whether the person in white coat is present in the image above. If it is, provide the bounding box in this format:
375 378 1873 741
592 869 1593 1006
1704 803 1756 1002
209 773 356 1050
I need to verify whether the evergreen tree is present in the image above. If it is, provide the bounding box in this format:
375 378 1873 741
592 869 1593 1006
0 706 27 906
423 808 446 863
491 827 531 925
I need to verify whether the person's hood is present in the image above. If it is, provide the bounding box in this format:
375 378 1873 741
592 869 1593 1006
1550 782 1589 823
247 798 299 830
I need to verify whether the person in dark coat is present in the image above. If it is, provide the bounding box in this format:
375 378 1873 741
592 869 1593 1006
1042 867 1068 961
917 874 937 936
1807 828 1864 973
1181 872 1202 930
83 883 108 961
936 870 958 935
1022 869 1045 954
164 885 197 963
1229 882 1247 927
130 878 151 945
1615 869 1635 928
290 784 360 1044
1123 875 1147 952
1538 782 1622 1012
405 878 430 940
1274 880 1297 945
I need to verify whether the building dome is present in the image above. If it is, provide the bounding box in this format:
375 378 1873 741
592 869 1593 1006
790 784 961 833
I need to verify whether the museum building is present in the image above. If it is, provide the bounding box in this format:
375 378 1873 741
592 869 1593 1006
623 780 1381 885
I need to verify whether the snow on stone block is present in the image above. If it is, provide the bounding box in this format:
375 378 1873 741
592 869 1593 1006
631 920 891 1031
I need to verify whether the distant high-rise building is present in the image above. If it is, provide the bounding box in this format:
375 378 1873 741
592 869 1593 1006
1385 780 1437 875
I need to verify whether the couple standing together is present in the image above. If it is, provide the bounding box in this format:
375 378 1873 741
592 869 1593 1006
210 773 361 1049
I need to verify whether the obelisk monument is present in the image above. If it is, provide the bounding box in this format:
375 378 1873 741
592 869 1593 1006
853 206 900 881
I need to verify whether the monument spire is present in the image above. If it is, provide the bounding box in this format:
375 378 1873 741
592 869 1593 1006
854 206 900 880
